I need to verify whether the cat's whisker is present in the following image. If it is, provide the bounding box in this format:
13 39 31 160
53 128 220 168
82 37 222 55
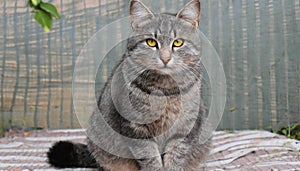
178 65 201 81
120 64 153 90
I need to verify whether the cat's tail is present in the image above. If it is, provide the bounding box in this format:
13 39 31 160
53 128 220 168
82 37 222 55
47 141 100 169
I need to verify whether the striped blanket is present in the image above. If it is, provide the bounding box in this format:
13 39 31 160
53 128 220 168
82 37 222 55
0 130 299 170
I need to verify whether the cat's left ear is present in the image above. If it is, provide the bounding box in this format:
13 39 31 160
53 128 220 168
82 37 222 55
176 0 201 28
130 0 154 29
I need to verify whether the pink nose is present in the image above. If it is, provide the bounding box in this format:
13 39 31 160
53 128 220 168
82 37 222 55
159 48 171 65
161 57 171 65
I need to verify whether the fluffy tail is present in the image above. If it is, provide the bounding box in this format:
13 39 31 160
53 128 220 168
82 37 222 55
47 141 100 169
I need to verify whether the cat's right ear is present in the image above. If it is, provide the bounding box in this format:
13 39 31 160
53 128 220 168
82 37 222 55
130 0 154 29
176 0 201 28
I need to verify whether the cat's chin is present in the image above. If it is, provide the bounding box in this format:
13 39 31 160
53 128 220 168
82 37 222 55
157 67 174 75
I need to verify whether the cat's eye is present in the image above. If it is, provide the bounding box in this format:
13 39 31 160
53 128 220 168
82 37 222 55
173 39 184 47
146 39 157 47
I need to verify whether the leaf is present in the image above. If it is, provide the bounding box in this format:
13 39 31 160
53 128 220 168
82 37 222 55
31 0 41 6
34 10 52 32
297 132 300 140
40 2 60 19
229 107 236 113
291 124 300 130
28 0 34 7
224 130 235 134
282 129 287 136
264 125 273 131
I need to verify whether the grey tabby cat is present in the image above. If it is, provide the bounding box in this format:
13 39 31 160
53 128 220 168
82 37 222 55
47 0 211 170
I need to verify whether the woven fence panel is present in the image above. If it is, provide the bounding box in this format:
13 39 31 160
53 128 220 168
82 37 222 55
0 0 299 134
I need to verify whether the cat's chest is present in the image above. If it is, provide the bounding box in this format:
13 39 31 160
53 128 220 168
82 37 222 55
145 95 182 136
128 85 200 137
130 91 181 115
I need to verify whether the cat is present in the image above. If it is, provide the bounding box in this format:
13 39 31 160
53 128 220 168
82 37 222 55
47 0 211 170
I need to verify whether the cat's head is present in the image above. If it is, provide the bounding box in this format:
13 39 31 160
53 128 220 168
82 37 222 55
126 0 202 77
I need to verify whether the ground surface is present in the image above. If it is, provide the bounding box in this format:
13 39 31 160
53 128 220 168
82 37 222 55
0 129 300 170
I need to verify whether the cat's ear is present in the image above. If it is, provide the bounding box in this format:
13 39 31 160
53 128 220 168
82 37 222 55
130 0 154 29
176 0 201 28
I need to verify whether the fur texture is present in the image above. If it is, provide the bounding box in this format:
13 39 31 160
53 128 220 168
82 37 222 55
47 141 99 168
48 1 211 170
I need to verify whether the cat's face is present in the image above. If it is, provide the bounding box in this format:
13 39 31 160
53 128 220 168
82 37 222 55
126 0 202 76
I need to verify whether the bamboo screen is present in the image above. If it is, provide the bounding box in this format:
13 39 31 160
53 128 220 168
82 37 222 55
0 0 299 135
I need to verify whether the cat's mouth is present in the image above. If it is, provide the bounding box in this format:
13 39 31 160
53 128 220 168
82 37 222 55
157 66 173 74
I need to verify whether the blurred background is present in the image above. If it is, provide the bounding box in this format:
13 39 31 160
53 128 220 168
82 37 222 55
0 0 299 136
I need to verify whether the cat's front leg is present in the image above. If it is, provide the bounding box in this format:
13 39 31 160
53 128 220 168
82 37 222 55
162 138 187 171
163 137 211 171
137 156 163 171
129 142 163 171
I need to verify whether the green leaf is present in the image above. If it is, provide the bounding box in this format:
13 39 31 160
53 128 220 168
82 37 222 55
291 124 300 130
34 10 52 32
31 0 41 6
224 130 236 134
229 107 236 113
297 132 300 140
28 0 34 7
40 2 60 19
264 126 273 132
282 129 287 136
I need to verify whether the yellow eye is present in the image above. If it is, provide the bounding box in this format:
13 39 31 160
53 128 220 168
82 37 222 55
173 39 184 47
146 39 157 47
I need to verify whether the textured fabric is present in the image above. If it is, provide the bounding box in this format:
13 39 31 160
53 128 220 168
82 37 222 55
0 129 299 170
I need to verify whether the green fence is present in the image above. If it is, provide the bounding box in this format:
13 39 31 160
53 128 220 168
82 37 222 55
0 0 299 134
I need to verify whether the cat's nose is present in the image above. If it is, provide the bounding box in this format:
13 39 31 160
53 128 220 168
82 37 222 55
159 48 171 65
160 57 171 65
